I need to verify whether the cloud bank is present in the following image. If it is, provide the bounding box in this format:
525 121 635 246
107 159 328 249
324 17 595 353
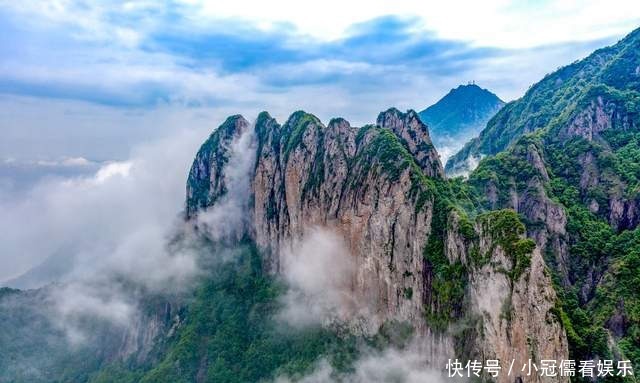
0 124 207 284
277 338 464 383
0 112 266 349
1 1 633 160
277 228 361 328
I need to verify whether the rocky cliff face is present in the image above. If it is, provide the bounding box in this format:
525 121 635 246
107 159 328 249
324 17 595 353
446 211 568 383
555 93 640 231
465 52 640 368
186 115 250 219
186 106 569 378
0 286 182 382
376 108 444 178
225 109 438 331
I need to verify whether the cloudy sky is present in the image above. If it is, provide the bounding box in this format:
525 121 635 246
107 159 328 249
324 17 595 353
1 0 639 161
0 1 639 282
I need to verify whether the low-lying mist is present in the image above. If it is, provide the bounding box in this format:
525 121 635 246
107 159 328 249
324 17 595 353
278 228 359 328
277 340 459 383
0 127 214 346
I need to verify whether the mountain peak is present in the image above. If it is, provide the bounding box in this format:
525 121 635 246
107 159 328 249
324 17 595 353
421 84 504 119
452 83 488 92
448 83 499 99
418 84 504 164
377 108 444 178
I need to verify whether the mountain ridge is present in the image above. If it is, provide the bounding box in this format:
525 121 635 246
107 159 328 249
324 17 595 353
180 106 568 383
447 26 640 174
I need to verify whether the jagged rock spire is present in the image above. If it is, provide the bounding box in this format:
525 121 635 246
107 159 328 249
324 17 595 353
377 108 445 178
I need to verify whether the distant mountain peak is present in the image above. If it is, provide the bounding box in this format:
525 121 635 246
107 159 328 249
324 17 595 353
418 84 504 163
419 84 504 125
450 83 494 94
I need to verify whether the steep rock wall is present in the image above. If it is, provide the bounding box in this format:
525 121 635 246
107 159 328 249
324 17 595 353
185 109 570 379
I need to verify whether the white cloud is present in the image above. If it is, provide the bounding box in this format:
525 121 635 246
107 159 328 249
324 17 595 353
196 124 256 242
0 95 247 161
276 338 461 383
0 0 633 143
51 281 136 344
32 157 93 167
174 0 639 48
277 228 366 328
0 118 231 343
93 161 132 183
1 0 155 47
4 1 637 49
60 157 91 167
0 124 206 283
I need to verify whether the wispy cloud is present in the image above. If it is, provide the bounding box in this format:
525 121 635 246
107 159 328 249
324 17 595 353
276 337 459 383
0 0 634 132
0 125 205 282
277 228 362 328
1 2 636 255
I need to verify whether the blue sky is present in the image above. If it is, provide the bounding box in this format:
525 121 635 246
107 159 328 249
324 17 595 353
0 0 639 161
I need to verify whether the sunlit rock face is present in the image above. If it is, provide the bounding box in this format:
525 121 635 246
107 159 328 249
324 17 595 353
186 108 569 376
188 110 440 332
439 208 569 383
